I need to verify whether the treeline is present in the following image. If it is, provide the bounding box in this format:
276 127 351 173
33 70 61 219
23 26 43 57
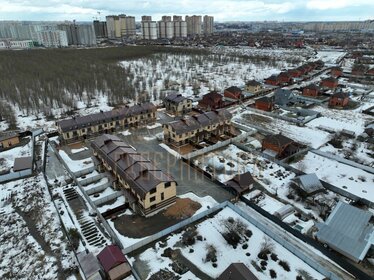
0 46 208 115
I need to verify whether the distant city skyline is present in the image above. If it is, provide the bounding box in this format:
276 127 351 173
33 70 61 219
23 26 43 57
0 0 373 22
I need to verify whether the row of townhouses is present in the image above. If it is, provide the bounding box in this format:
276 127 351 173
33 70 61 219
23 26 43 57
56 102 156 143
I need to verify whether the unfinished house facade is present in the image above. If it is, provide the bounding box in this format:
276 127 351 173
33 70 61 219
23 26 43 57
164 92 192 116
163 109 232 147
56 103 156 143
91 134 177 216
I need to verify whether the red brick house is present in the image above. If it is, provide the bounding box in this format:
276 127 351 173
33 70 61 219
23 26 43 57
278 72 293 84
262 134 300 159
303 84 320 97
331 67 343 78
265 75 280 86
367 68 374 76
297 65 308 76
288 68 302 78
352 64 368 76
198 91 224 110
320 77 338 89
255 96 274 111
315 60 325 69
329 92 350 108
224 86 243 100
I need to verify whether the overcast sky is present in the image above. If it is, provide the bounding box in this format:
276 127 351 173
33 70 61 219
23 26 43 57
0 0 373 22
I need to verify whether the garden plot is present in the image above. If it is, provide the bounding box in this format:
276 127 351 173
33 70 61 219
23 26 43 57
0 175 74 279
120 52 301 103
0 136 32 172
130 207 324 280
315 50 346 65
59 150 94 172
292 152 374 203
234 111 331 149
319 140 374 167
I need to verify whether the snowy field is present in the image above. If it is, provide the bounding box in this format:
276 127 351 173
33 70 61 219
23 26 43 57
0 175 74 279
131 207 324 280
315 50 346 66
59 150 94 172
234 111 331 149
292 152 374 203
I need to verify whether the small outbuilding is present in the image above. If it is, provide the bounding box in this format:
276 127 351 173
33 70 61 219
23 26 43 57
225 172 255 195
13 156 33 172
291 173 324 197
0 132 20 150
97 245 131 280
218 263 259 280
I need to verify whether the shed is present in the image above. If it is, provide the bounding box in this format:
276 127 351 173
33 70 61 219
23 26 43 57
274 204 295 220
291 173 324 197
97 245 131 280
218 263 259 280
13 156 33 172
225 172 255 195
316 202 374 262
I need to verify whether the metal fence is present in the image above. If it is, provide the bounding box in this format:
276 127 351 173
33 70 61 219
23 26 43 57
183 131 256 160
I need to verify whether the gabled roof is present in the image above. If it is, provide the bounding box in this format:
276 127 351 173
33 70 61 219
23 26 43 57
331 92 349 99
321 77 338 83
91 134 175 198
265 75 279 81
225 86 242 93
164 92 189 104
292 173 324 195
167 109 232 135
225 172 255 194
56 102 156 132
97 245 126 273
274 88 295 105
0 132 19 142
263 133 294 147
218 263 259 280
316 202 374 262
304 84 320 91
246 80 261 87
256 96 274 103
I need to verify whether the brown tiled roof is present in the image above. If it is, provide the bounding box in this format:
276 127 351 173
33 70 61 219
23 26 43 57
168 109 232 135
56 102 156 133
225 172 255 194
225 86 242 93
164 92 189 104
218 263 259 280
304 84 320 90
263 133 295 148
246 80 261 87
332 92 349 99
91 134 175 198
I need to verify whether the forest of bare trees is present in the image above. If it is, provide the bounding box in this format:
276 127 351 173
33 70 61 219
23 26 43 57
0 46 207 116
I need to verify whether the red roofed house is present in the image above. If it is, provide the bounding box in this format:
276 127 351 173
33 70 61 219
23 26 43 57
255 96 274 112
331 67 343 78
265 75 280 86
199 91 224 110
320 77 338 89
97 245 131 280
367 68 374 76
262 134 300 159
329 92 350 108
288 68 302 78
224 86 243 100
278 71 293 84
302 84 320 97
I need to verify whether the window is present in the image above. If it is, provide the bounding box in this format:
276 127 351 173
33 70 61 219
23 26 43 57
161 192 164 200
150 196 156 202
165 182 171 188
150 188 157 194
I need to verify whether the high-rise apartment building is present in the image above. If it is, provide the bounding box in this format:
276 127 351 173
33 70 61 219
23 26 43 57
106 15 135 39
141 16 157 40
93 20 108 38
58 22 96 46
157 16 174 39
173 16 187 38
203 15 214 35
185 15 202 36
119 15 136 37
36 30 68 47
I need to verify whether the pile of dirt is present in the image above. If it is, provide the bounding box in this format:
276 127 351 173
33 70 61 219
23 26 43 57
164 198 201 219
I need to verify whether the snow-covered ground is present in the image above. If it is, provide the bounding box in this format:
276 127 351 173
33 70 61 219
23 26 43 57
59 150 93 172
315 50 346 66
292 152 374 203
0 136 32 172
131 207 324 280
0 175 74 279
234 111 331 149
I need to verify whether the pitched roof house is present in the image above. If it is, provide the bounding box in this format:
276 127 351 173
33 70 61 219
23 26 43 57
302 84 320 97
218 263 259 280
255 96 274 112
329 92 349 108
225 172 255 195
224 86 243 100
262 134 300 159
97 245 131 280
291 173 324 197
198 91 224 110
